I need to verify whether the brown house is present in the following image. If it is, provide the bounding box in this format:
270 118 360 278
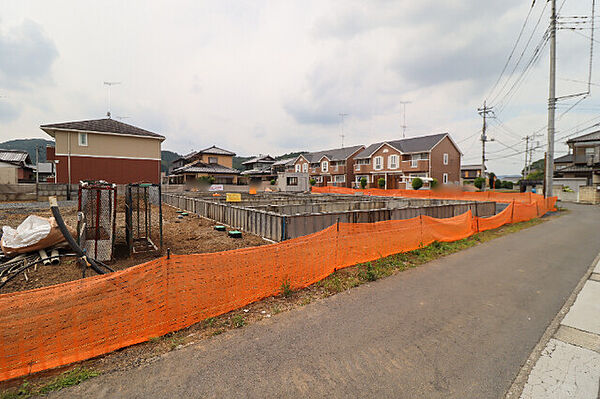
353 133 461 189
41 118 165 184
169 145 240 185
292 145 365 187
554 130 600 185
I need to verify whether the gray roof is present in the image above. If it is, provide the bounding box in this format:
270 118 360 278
242 155 276 165
198 145 236 156
299 145 365 163
272 157 295 166
554 153 573 163
566 129 600 143
355 133 449 159
171 161 239 175
0 149 30 165
461 164 484 170
40 118 165 139
556 164 597 173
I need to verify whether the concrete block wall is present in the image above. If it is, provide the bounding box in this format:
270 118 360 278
579 186 600 204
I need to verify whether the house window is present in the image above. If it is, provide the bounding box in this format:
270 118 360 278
208 157 218 164
302 163 308 173
321 161 329 172
411 155 418 168
287 176 298 186
374 156 383 170
295 164 301 172
78 133 88 146
315 176 323 183
388 154 399 169
443 173 448 184
334 175 345 183
443 153 448 165
356 159 370 165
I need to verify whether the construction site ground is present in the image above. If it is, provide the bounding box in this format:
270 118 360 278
0 202 267 295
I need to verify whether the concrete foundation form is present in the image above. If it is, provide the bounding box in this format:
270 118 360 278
162 192 496 242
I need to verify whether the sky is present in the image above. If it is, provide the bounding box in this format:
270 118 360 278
0 0 598 175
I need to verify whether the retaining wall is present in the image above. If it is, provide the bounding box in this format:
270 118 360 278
161 193 495 241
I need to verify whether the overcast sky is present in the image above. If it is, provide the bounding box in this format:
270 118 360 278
0 0 598 175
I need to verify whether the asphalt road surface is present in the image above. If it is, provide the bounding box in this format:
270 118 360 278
53 203 600 399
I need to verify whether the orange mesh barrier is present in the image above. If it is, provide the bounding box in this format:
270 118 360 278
0 192 556 381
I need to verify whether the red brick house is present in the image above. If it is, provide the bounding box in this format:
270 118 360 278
353 133 461 189
292 145 365 187
41 118 165 184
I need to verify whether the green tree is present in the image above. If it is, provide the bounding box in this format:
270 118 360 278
309 178 316 186
474 177 485 190
412 177 423 190
360 177 368 189
270 179 276 185
377 178 385 188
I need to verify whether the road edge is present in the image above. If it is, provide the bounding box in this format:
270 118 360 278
504 249 600 398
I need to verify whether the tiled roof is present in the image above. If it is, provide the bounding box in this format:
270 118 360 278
554 154 573 163
40 118 165 139
555 164 597 173
199 145 236 156
566 129 600 143
355 133 449 159
300 145 365 163
0 149 31 166
242 155 275 165
272 158 295 166
171 161 239 175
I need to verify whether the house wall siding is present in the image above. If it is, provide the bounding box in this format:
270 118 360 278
53 154 160 184
430 136 461 184
53 131 161 159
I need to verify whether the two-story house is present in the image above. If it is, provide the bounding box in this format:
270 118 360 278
352 133 461 189
169 145 240 186
555 130 600 185
240 154 276 184
292 145 365 187
41 118 165 184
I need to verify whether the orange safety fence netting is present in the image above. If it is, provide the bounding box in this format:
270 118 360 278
0 192 557 381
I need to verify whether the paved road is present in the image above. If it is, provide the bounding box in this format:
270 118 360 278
53 203 600 399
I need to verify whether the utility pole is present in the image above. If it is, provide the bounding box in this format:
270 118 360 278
399 101 411 138
339 113 348 148
545 0 557 198
523 136 529 178
478 101 494 191
35 145 39 200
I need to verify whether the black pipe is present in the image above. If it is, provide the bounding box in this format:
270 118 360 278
49 197 112 275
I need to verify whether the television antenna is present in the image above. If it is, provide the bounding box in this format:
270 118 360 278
103 81 121 118
339 113 349 147
399 101 412 138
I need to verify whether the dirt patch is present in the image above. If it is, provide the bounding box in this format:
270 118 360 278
0 202 267 295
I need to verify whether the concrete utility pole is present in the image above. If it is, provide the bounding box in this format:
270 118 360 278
523 136 530 178
545 0 557 198
478 101 494 191
339 113 348 148
35 145 39 200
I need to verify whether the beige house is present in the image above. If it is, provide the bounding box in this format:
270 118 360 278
41 118 165 184
169 145 240 186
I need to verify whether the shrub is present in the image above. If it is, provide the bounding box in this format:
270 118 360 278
474 177 485 190
378 177 385 188
309 178 316 186
502 181 513 189
430 178 438 189
412 177 423 190
493 179 502 189
270 179 276 185
360 177 368 189
198 175 215 185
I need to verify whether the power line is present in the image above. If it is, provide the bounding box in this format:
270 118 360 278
486 0 537 102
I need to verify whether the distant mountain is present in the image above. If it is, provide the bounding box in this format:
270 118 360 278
275 151 305 161
0 138 55 163
161 150 181 173
233 156 253 170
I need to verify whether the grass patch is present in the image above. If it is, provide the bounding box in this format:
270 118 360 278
280 278 292 298
230 315 245 329
316 217 546 296
1 367 99 398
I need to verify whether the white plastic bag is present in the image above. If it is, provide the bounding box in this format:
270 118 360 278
1 215 52 249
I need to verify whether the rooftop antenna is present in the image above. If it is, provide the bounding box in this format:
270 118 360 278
339 113 349 147
103 81 121 118
399 101 412 138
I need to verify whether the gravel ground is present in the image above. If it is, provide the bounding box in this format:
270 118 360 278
0 200 77 210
